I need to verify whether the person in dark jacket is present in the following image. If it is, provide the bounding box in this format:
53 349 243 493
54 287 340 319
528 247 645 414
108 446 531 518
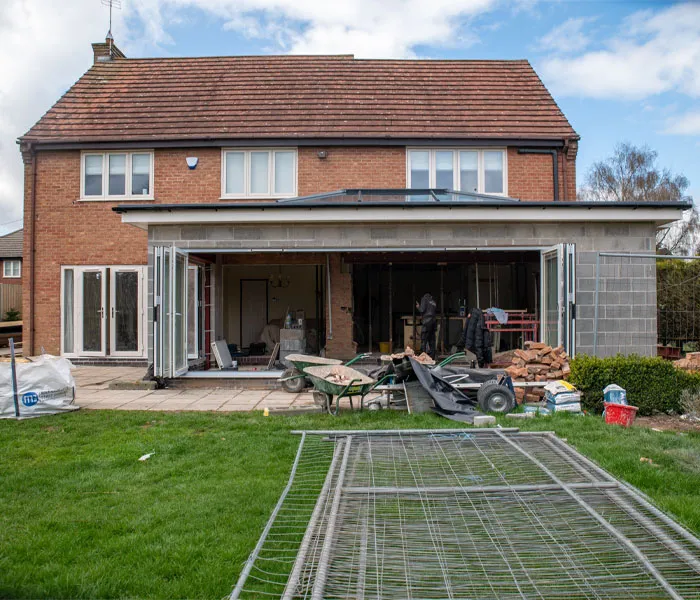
416 292 438 359
462 307 492 367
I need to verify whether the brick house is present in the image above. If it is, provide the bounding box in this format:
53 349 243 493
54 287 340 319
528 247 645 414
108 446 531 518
19 38 685 376
0 229 23 286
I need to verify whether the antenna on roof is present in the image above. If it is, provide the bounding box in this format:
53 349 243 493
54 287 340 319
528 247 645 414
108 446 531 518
101 0 121 46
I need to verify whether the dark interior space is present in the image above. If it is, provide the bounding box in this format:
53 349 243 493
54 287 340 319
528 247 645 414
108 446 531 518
350 251 541 356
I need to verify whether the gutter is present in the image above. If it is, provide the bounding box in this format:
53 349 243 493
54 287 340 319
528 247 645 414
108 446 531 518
518 148 559 202
112 199 693 213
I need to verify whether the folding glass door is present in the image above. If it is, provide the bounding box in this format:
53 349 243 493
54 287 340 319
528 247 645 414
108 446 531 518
153 247 188 377
541 244 576 354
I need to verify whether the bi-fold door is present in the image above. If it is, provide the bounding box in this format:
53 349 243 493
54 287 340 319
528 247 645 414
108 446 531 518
153 247 189 377
541 243 576 355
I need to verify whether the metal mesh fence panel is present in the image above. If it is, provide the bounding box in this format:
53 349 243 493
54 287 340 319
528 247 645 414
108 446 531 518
593 254 700 358
231 430 700 599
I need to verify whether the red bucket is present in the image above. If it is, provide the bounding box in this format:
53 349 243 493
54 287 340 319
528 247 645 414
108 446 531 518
604 402 639 427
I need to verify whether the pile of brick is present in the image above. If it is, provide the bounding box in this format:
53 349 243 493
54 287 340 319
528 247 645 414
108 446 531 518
674 352 700 371
504 341 571 403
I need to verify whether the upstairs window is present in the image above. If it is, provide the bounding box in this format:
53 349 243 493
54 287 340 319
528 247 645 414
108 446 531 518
81 152 154 200
407 149 507 196
3 260 20 278
222 149 297 198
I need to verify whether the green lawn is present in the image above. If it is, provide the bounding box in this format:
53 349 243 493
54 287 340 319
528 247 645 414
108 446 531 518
1 409 699 599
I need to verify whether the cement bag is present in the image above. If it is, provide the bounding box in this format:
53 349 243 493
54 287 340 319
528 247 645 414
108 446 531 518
0 355 78 419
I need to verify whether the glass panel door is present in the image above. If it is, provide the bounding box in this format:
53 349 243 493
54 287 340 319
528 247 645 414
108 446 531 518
80 268 106 355
541 244 574 352
187 265 200 359
110 268 143 356
173 251 188 375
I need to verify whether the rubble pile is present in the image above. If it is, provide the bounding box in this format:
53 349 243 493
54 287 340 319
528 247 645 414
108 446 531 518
674 352 700 371
504 341 571 403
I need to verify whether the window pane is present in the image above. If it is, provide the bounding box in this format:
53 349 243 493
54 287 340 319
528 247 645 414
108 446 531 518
82 271 102 352
435 151 454 189
114 271 139 352
484 151 504 194
250 152 269 194
409 151 430 188
225 152 245 195
459 151 479 193
274 152 294 195
84 155 103 196
131 154 151 196
108 154 126 196
63 269 74 354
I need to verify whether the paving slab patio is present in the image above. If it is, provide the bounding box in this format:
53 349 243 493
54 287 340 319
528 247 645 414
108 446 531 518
72 366 317 412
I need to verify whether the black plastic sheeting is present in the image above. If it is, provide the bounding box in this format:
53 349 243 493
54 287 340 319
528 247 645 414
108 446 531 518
409 358 484 423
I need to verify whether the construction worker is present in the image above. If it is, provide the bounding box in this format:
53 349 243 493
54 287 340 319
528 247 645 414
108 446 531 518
416 292 437 359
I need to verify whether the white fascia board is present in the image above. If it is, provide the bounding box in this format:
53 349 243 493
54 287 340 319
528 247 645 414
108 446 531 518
119 205 685 229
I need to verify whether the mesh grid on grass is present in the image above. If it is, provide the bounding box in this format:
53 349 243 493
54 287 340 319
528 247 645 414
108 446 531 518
231 430 700 599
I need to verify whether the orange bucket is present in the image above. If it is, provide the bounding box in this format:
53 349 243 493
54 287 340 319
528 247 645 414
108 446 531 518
604 402 639 427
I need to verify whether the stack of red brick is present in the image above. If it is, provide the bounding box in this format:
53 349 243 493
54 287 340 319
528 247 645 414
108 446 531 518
504 341 571 403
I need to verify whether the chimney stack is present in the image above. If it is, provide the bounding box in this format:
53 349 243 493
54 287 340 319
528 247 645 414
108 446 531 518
92 34 126 64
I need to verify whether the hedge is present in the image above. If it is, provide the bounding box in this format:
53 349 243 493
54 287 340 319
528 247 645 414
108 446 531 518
569 354 700 416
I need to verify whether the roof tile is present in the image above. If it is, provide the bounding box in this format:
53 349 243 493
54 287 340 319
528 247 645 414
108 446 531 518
22 55 577 143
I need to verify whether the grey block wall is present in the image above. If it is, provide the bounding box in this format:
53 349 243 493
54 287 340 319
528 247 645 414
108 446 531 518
148 220 657 360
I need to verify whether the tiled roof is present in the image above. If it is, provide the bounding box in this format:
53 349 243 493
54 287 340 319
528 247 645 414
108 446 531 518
22 55 578 144
0 229 23 258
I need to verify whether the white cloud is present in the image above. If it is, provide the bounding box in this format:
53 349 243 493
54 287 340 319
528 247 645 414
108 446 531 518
0 0 505 232
539 3 700 100
537 17 595 54
665 110 700 135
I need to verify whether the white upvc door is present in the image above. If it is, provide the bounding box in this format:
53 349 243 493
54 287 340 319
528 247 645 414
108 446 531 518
110 267 145 357
541 244 576 354
77 267 107 356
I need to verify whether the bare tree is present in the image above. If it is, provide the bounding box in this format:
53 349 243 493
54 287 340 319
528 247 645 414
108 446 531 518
580 142 697 253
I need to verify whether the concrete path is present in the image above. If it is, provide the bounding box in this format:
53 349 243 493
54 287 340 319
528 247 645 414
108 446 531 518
73 366 316 412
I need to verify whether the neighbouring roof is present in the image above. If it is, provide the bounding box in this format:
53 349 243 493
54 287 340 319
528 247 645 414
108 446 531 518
22 55 578 145
0 229 23 258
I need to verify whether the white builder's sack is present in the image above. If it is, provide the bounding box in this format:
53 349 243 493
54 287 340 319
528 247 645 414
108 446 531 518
0 355 78 419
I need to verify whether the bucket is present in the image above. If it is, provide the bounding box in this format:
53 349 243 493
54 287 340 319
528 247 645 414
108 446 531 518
604 402 638 427
379 342 390 354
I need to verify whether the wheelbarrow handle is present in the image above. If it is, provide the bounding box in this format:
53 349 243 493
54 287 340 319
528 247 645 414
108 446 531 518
368 373 395 392
279 373 306 383
344 352 371 366
437 352 466 368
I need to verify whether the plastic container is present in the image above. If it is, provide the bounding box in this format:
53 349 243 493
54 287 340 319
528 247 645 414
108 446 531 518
379 342 390 353
604 402 638 427
604 384 627 405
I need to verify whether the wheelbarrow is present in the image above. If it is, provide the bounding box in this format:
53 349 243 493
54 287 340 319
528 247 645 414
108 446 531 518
302 364 394 415
280 352 371 393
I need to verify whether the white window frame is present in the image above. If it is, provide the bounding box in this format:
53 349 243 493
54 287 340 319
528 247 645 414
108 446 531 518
3 260 21 278
80 151 155 201
221 148 298 199
406 148 508 196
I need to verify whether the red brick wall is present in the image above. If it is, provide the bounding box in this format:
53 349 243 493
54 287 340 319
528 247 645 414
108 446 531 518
23 144 575 356
298 146 406 195
325 255 354 358
23 150 148 354
508 148 576 201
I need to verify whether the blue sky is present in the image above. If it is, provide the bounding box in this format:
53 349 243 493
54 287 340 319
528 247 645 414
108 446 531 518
0 0 698 233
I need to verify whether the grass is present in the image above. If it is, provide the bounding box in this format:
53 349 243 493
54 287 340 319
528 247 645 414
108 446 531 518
1 409 699 599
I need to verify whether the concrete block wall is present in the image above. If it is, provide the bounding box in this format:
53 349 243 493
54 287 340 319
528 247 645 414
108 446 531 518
149 220 657 359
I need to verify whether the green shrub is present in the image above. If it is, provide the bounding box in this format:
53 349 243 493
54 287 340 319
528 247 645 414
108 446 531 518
569 354 700 416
